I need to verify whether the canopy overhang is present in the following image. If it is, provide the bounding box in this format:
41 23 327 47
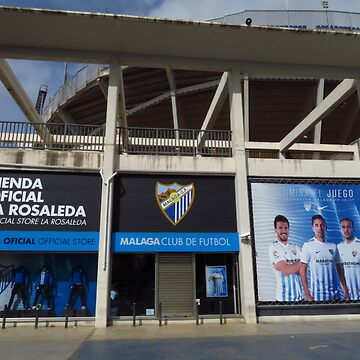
0 7 360 78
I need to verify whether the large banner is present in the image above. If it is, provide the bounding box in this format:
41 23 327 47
251 180 360 303
0 172 101 251
112 175 239 252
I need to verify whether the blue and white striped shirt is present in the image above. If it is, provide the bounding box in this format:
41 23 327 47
337 238 360 300
301 237 338 301
269 240 303 301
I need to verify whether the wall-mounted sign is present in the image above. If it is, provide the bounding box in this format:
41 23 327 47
112 175 238 253
206 265 228 297
0 172 101 252
112 232 239 252
155 182 194 226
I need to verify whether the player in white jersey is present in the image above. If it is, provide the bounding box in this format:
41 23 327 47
300 214 348 302
336 218 360 300
268 215 303 301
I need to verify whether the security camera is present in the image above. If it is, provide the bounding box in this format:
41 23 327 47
245 18 252 26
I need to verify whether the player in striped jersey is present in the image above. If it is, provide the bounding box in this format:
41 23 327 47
336 218 360 300
300 214 348 302
268 215 303 302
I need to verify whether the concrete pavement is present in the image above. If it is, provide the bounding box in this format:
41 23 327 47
1 321 360 359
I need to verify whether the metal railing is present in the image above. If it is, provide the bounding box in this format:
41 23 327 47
118 127 232 157
0 122 232 157
0 121 105 152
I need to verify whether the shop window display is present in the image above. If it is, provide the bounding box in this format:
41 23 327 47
0 253 97 317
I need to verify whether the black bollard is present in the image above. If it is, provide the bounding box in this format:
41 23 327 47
195 302 199 326
132 302 136 327
35 306 39 329
65 307 69 329
2 305 7 329
219 301 223 325
158 302 162 326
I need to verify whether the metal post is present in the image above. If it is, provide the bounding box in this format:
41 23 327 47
63 124 67 151
219 301 223 325
2 305 7 329
35 307 39 329
195 302 199 325
132 302 136 327
158 302 162 326
65 308 69 328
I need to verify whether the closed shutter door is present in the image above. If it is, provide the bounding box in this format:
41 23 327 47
157 253 194 317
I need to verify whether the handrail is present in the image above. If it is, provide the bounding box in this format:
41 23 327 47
0 121 105 152
118 127 232 157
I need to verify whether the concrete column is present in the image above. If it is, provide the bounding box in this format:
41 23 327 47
228 69 257 324
244 74 250 142
95 60 120 328
314 79 325 144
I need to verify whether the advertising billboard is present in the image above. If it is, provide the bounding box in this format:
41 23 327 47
0 172 101 252
250 179 360 303
112 175 239 252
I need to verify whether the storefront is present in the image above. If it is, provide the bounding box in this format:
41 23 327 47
111 174 240 318
0 172 101 317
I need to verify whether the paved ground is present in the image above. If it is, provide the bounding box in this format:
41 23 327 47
1 321 360 359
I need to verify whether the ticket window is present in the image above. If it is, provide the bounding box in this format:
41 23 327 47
111 254 155 316
195 253 239 315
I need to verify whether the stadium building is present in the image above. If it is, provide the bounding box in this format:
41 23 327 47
0 7 360 328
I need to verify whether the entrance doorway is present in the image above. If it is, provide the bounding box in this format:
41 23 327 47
156 253 194 317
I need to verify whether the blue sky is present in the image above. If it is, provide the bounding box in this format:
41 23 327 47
1 0 360 122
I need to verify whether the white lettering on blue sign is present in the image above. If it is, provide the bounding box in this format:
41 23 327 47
113 233 240 252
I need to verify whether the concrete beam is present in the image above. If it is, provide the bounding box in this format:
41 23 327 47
280 79 356 153
166 67 180 129
314 79 325 144
127 80 219 116
58 108 74 125
197 72 228 149
0 59 43 124
98 77 108 100
0 59 52 144
200 72 228 132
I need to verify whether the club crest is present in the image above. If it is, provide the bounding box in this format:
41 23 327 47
329 249 334 255
304 203 312 212
352 251 357 257
156 182 195 225
0 264 14 295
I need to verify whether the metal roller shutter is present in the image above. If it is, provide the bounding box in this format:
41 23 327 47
157 253 194 317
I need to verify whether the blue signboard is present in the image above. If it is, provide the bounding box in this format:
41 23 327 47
112 232 239 252
206 265 228 297
0 231 99 252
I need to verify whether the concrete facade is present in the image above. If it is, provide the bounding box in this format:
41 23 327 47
1 7 360 327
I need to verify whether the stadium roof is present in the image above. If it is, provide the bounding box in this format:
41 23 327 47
1 7 360 145
0 6 360 78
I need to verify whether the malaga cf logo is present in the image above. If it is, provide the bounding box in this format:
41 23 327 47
156 182 195 225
